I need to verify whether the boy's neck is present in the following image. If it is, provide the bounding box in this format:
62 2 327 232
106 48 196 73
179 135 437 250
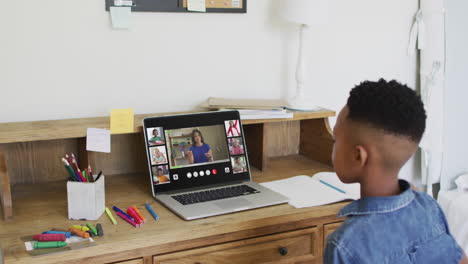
359 169 401 197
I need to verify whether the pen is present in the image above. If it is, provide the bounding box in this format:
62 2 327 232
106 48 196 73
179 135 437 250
132 206 146 223
116 211 139 227
95 171 103 182
319 180 346 194
145 203 159 220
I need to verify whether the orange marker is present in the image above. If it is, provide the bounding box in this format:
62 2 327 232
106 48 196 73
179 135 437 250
132 206 145 222
69 228 90 239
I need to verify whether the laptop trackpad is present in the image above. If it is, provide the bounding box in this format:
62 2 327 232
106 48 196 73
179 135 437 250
215 198 252 210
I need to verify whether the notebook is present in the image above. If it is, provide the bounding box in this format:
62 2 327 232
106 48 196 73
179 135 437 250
260 172 360 208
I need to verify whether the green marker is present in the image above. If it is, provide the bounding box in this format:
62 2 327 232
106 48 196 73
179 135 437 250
33 241 67 249
86 223 98 236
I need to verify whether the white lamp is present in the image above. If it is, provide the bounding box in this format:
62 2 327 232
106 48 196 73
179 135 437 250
278 0 329 110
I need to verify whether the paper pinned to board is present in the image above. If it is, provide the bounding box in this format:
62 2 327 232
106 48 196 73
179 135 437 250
187 0 206 12
86 128 111 153
260 172 360 208
110 6 131 29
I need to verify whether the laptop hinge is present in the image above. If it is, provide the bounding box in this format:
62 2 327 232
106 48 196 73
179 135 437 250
156 179 250 196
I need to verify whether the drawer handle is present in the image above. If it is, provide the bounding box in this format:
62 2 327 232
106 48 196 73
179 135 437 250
278 247 288 256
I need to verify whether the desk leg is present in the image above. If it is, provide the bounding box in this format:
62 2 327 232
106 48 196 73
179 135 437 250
243 123 268 171
0 145 13 221
300 118 334 167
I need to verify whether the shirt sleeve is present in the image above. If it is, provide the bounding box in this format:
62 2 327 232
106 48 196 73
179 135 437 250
324 240 353 264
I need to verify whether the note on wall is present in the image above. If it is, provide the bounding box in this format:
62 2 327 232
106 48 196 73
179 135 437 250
110 108 134 134
86 128 111 153
187 0 206 12
110 6 131 29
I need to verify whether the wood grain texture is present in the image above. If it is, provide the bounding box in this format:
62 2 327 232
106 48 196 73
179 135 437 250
0 144 13 220
0 110 335 144
112 258 145 264
1 157 345 264
5 139 78 185
243 123 267 170
299 119 334 167
153 227 319 264
266 121 300 158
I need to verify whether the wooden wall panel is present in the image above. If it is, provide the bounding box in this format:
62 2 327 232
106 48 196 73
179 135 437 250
6 139 77 185
266 121 300 158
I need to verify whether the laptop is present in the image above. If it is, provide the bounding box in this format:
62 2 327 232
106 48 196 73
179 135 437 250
142 111 289 220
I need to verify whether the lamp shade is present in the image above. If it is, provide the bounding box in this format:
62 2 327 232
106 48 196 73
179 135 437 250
278 0 329 26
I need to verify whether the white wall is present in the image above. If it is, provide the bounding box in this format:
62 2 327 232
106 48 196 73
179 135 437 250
1 0 417 123
441 0 468 190
0 0 419 177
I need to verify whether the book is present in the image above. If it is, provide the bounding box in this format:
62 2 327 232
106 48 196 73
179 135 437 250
260 172 360 208
219 108 293 120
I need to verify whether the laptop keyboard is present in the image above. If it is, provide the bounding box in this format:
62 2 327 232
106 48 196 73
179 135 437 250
172 185 261 205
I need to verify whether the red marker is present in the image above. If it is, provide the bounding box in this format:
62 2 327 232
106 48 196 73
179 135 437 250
33 234 66 242
127 207 143 225
116 211 139 227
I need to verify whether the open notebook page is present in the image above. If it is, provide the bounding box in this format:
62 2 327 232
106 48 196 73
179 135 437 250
260 172 360 208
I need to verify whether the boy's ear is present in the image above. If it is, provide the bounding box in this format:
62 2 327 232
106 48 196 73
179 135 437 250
354 145 368 167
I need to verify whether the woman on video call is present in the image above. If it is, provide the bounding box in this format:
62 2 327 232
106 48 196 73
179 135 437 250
186 129 213 164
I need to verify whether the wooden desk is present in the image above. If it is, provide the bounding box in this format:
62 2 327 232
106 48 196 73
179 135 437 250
0 109 344 263
2 157 346 264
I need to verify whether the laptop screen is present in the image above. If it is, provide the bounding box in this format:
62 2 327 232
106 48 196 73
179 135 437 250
143 111 251 195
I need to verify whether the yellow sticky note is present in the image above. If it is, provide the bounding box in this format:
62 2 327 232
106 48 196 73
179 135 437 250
110 108 134 134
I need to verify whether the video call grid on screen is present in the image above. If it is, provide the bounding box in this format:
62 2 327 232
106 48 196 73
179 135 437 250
143 111 251 194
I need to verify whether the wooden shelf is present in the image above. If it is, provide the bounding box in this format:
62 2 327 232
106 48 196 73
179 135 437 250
0 109 335 144
1 156 339 264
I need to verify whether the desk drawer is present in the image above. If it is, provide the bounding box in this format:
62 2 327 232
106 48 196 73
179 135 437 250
154 227 320 264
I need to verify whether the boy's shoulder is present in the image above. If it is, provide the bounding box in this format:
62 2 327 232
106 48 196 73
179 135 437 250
325 185 462 263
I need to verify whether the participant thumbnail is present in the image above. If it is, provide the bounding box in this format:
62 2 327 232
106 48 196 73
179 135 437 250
152 165 170 185
231 156 247 174
149 146 168 165
147 127 165 146
165 125 230 168
228 137 245 155
224 120 241 137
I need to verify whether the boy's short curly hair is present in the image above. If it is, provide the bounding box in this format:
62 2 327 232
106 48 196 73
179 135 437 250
346 79 426 143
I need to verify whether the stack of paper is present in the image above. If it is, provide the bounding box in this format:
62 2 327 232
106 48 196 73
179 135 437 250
201 97 294 120
260 172 360 208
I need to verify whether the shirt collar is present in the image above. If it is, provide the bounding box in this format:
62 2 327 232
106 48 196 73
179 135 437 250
338 179 415 217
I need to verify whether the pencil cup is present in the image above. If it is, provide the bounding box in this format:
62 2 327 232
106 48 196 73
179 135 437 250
67 176 105 220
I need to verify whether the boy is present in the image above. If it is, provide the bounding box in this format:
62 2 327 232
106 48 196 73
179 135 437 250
324 79 467 263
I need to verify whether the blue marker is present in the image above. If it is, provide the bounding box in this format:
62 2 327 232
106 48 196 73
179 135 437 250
145 203 159 220
319 180 346 194
42 231 72 238
112 206 135 221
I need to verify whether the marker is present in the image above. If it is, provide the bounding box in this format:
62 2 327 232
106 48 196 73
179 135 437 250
116 211 139 228
112 206 134 221
42 231 72 238
319 180 346 194
96 223 104 236
127 207 143 225
105 207 117 224
145 203 159 220
33 241 67 249
68 228 90 239
71 225 89 232
132 206 146 223
86 223 98 236
33 234 66 242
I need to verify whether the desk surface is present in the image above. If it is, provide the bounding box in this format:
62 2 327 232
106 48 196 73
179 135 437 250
1 156 345 264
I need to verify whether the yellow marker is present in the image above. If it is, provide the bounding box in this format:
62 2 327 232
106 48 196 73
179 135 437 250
132 206 146 222
105 207 117 225
110 108 134 134
71 225 89 232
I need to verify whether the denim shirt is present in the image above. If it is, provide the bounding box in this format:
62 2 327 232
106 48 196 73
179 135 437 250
324 180 463 264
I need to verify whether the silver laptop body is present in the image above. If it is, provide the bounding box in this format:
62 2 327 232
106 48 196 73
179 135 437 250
143 111 289 220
